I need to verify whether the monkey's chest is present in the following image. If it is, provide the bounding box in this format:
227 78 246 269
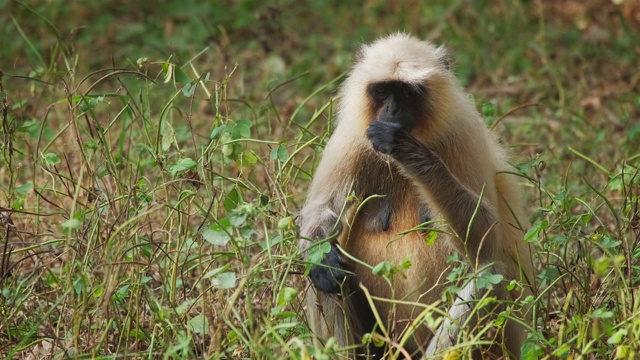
351 170 433 235
340 163 449 278
340 180 450 304
341 171 443 252
357 192 432 234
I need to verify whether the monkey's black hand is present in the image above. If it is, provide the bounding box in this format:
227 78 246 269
366 121 409 156
309 244 347 293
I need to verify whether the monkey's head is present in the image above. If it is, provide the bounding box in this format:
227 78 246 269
339 33 459 143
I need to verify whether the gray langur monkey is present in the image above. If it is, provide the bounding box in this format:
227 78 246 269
298 33 534 359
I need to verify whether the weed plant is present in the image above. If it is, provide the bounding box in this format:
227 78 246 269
1 1 639 359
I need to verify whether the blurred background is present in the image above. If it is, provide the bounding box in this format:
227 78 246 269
1 1 639 359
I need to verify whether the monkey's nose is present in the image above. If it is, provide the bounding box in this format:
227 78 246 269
386 102 402 116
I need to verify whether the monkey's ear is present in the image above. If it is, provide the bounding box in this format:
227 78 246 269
435 45 452 70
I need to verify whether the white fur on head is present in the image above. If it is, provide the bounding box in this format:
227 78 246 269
352 33 450 84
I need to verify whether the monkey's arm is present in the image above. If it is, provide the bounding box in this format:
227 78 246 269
300 200 347 294
366 121 498 261
299 140 360 293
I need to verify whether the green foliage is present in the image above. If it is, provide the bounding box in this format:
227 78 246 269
0 0 639 359
372 257 411 280
307 242 332 267
475 272 503 291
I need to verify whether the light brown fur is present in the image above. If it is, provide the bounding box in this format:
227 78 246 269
300 33 534 359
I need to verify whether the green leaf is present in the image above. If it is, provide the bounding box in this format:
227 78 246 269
168 157 197 176
176 298 197 315
537 267 559 282
592 307 613 319
19 119 41 138
372 261 393 276
494 310 507 326
224 188 241 212
481 103 496 126
211 272 236 289
85 138 99 150
593 256 611 277
307 242 331 265
222 143 234 157
236 119 252 138
43 152 61 167
615 346 632 359
115 285 129 301
161 121 176 152
524 220 548 243
278 216 294 230
554 191 567 202
277 287 298 307
273 311 296 319
270 144 289 162
11 198 24 210
182 80 197 97
189 314 209 335
259 195 269 206
203 265 230 280
210 124 226 140
79 95 104 112
398 258 412 270
371 333 385 347
92 285 104 298
74 276 85 295
424 231 437 245
481 102 495 116
238 125 251 138
228 211 248 227
175 67 190 83
202 224 231 246
128 330 147 341
226 123 238 139
163 62 174 83
13 182 33 196
520 331 545 360
607 328 627 344
476 272 503 290
61 218 82 230
241 151 258 165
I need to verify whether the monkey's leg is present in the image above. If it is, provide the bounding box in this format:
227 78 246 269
304 282 362 357
426 276 480 356
420 269 525 359
425 266 506 358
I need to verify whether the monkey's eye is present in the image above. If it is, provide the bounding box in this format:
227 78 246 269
371 86 389 101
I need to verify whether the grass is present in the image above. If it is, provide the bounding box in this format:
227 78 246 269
1 0 639 359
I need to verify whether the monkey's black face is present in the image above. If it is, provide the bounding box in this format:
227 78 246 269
367 81 425 130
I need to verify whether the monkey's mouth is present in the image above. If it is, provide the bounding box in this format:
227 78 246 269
374 107 418 131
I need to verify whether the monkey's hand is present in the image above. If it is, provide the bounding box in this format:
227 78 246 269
367 121 443 174
366 121 411 156
309 244 347 293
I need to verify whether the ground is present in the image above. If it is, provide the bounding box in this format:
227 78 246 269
0 0 639 359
